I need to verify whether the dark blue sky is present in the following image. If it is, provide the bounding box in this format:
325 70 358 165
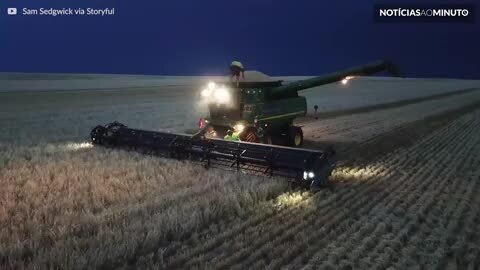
1 0 479 78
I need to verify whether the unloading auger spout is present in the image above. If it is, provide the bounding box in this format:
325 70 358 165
270 60 399 98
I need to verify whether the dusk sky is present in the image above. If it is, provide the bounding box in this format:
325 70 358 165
1 0 479 78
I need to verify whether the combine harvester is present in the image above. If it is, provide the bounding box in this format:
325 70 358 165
91 60 397 188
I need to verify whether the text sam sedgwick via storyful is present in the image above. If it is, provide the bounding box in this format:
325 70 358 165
20 7 115 16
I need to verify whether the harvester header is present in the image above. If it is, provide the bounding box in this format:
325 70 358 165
91 122 336 189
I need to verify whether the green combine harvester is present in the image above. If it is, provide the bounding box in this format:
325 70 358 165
91 60 397 188
199 60 398 146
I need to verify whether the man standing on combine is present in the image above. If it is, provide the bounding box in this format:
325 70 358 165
223 129 240 141
230 60 245 85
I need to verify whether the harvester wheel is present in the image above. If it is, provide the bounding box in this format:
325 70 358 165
240 128 258 143
90 126 106 145
289 126 303 147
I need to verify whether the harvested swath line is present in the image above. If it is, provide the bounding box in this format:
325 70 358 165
330 116 480 264
348 115 475 268
471 251 480 270
388 179 477 269
365 165 472 269
299 87 480 122
379 116 480 266
335 101 480 167
303 91 480 146
420 176 478 269
332 114 469 182
443 174 480 269
340 116 478 264
334 113 452 177
305 168 455 270
296 116 480 270
471 224 480 270
390 146 480 267
181 118 468 270
270 128 467 270
414 151 479 267
251 115 476 268
213 146 445 270
335 112 461 177
342 103 472 151
334 109 471 169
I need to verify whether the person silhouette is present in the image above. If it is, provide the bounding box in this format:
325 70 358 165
229 61 245 85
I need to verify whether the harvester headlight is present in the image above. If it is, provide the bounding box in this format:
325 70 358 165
202 82 230 104
214 87 230 103
234 123 245 133
342 76 355 85
208 81 216 90
303 171 315 180
201 88 211 97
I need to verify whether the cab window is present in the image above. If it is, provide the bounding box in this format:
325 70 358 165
241 89 264 102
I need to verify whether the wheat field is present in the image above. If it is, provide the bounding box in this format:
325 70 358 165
1 74 480 269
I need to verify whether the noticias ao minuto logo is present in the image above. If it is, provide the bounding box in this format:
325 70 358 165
374 4 474 23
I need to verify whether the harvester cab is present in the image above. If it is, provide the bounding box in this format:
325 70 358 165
200 80 305 146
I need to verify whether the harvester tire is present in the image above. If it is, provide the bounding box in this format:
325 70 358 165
240 128 258 143
289 126 303 147
90 125 106 145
